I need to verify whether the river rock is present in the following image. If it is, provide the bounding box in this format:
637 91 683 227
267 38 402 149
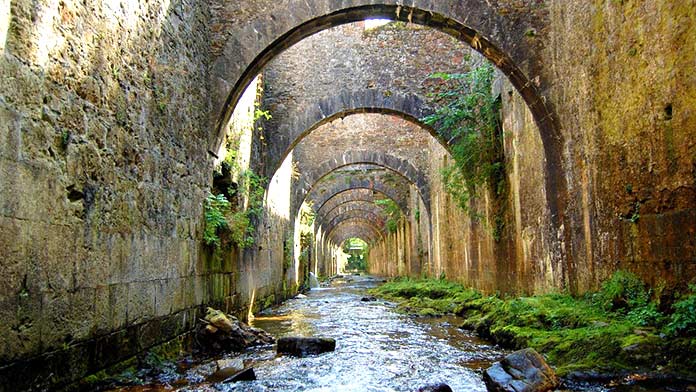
206 307 234 333
361 296 377 302
483 348 558 392
198 308 275 352
416 383 453 392
277 336 336 357
223 367 256 383
207 358 245 382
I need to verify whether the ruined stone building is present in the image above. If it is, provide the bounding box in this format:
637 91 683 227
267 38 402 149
0 1 694 389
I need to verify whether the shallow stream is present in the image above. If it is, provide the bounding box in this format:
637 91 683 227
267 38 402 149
107 275 694 392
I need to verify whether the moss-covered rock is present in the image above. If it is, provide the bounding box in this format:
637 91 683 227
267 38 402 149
370 274 696 378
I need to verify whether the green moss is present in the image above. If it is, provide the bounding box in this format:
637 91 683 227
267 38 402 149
371 273 696 377
263 294 276 310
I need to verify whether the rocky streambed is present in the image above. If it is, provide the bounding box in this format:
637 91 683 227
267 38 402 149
98 275 695 392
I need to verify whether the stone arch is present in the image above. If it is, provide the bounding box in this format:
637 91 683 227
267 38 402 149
294 151 429 217
314 188 398 220
316 200 391 227
309 181 407 218
331 226 381 247
211 1 567 237
297 149 429 208
265 92 436 174
326 218 385 245
324 209 386 234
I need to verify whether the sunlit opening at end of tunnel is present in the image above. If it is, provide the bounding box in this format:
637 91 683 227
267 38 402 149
340 238 369 273
364 18 391 30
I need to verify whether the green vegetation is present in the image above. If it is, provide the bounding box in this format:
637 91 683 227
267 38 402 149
370 272 696 376
204 169 268 249
422 64 504 214
375 198 402 233
343 238 368 271
203 193 231 247
665 284 696 336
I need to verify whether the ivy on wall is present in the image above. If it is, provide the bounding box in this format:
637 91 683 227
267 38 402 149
205 169 268 249
375 198 402 234
422 63 506 240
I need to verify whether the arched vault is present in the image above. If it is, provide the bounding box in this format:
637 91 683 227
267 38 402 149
210 2 567 232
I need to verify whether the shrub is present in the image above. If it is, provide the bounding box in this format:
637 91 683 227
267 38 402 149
203 193 230 247
665 284 696 336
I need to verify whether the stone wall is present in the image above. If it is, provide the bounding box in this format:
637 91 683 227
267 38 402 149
0 1 220 388
228 1 696 294
1 1 694 389
543 1 696 292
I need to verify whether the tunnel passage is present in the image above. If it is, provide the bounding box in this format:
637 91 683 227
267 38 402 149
241 16 563 289
2 1 695 389
209 2 568 242
288 112 445 218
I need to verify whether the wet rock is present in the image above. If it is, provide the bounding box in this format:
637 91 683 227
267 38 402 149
206 307 234 333
207 358 244 382
277 336 336 357
223 367 256 383
483 348 558 392
198 307 275 352
361 296 377 302
416 383 453 392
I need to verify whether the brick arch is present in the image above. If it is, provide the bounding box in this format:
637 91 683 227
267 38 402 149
210 1 568 245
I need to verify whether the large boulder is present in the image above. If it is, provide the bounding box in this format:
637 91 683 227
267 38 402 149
277 336 336 357
483 348 559 392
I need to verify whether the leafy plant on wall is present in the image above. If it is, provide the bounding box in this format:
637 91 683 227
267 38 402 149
422 63 506 240
375 198 402 234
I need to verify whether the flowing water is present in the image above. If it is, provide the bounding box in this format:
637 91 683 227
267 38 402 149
238 274 504 391
106 275 695 392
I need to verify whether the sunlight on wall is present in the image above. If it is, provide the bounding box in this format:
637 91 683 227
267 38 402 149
247 288 256 321
0 0 9 54
364 18 390 30
104 0 160 30
293 202 316 285
216 75 259 180
35 0 62 67
267 152 293 220
335 245 349 273
313 227 323 275
293 210 303 286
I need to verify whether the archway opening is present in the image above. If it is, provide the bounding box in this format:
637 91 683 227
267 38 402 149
341 238 370 273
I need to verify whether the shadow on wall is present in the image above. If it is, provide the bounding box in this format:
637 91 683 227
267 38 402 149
0 1 214 389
